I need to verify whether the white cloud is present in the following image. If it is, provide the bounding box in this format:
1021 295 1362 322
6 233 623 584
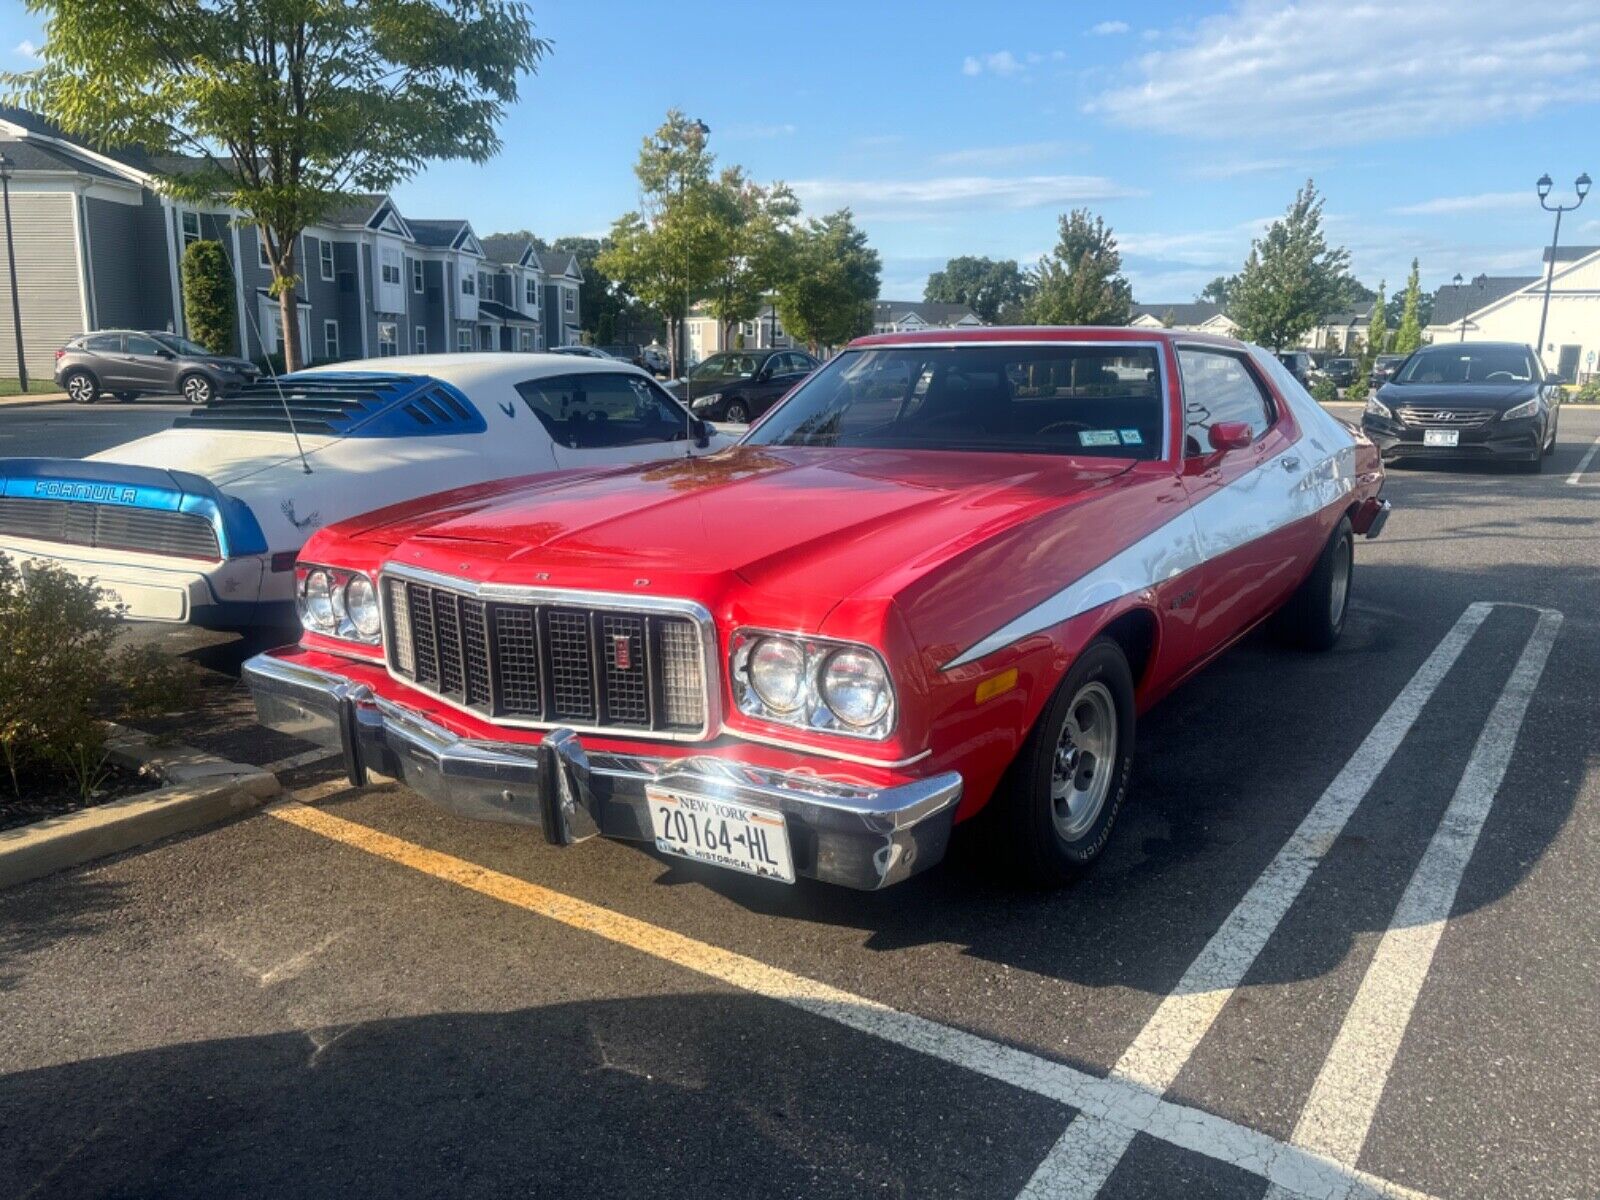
1092 0 1600 145
1117 219 1275 268
14 39 43 61
720 122 797 141
931 140 1078 168
962 50 1025 77
1090 20 1130 35
1390 191 1533 215
1183 155 1306 181
789 174 1137 218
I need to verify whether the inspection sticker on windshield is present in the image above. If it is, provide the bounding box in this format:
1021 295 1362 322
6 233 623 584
1118 429 1143 445
646 786 795 883
1079 430 1122 447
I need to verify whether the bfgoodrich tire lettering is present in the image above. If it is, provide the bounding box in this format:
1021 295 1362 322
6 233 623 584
992 638 1136 886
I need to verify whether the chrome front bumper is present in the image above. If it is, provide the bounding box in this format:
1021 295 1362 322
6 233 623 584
243 654 963 890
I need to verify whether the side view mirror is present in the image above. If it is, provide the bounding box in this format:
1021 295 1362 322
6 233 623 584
1208 421 1253 452
691 416 712 447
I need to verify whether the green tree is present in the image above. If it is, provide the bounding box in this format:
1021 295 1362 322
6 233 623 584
180 239 235 356
548 235 641 347
702 170 800 348
1368 280 1390 354
773 209 881 355
1391 260 1425 353
1228 180 1350 349
9 0 546 372
1198 275 1234 308
1024 208 1132 325
596 111 724 376
924 256 1032 323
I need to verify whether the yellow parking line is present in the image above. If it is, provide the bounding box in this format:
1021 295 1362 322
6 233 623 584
264 799 1438 1200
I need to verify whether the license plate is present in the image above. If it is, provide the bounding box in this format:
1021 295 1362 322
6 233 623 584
646 787 795 884
1424 429 1460 447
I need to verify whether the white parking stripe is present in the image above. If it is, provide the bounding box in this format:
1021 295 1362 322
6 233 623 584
1017 602 1493 1198
259 747 341 774
1566 434 1600 484
1285 607 1561 1167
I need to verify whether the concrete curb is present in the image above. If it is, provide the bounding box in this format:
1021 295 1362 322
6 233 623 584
0 393 67 409
0 723 280 890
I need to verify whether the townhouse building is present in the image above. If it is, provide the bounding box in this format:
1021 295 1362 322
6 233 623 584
0 106 579 381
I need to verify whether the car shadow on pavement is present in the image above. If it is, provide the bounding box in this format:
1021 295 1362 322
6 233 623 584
0 994 1067 1200
640 562 1592 999
0 876 128 993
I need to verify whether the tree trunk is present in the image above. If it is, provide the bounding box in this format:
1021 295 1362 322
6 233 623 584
275 237 303 373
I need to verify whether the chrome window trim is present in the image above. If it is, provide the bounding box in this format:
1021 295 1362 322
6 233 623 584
767 338 1174 461
378 562 720 743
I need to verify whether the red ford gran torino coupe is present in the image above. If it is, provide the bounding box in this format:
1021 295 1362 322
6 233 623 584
244 328 1389 890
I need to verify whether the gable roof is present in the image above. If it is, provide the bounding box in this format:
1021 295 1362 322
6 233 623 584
1319 303 1376 326
1543 244 1599 264
537 250 582 279
1429 275 1540 327
480 235 540 268
876 300 980 325
0 104 163 180
409 218 482 254
1129 301 1228 327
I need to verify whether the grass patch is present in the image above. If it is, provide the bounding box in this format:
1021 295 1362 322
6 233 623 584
0 378 59 397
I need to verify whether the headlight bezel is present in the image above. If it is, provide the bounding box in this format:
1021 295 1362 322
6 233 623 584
691 392 723 410
296 563 382 646
729 629 897 741
1364 396 1393 420
1500 396 1541 421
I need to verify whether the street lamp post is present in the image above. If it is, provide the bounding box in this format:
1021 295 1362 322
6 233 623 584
0 153 26 393
1452 272 1486 342
1535 171 1591 370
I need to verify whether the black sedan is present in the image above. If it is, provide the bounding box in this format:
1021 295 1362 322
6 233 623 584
1361 342 1560 472
668 349 818 424
1323 357 1357 387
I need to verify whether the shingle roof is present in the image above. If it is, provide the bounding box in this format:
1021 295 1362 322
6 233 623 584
1542 244 1599 264
0 104 164 174
1320 303 1376 326
537 250 580 277
480 235 535 266
877 300 979 324
1129 301 1228 326
0 135 123 179
408 218 471 248
478 299 537 325
319 193 389 227
1429 276 1539 326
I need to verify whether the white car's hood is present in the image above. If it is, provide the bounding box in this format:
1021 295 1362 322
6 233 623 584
88 428 338 486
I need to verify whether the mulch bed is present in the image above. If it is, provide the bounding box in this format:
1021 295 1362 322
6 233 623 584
0 762 159 833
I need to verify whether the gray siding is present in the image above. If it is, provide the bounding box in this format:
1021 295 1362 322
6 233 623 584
0 191 84 380
302 233 345 362
81 195 143 331
133 194 177 334
334 241 364 359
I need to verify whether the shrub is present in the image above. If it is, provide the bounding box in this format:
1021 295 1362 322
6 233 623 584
1309 375 1339 404
1344 373 1369 402
0 559 193 802
181 240 237 356
1572 378 1600 404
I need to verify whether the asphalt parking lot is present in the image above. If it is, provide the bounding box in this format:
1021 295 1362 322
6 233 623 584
2 401 1598 1200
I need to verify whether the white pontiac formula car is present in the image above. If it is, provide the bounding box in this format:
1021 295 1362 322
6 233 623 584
0 354 730 628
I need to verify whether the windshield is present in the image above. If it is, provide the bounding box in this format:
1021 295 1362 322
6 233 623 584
154 334 214 356
1395 346 1535 384
691 353 759 382
743 344 1164 459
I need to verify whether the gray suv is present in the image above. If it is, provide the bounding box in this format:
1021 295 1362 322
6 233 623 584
54 330 260 405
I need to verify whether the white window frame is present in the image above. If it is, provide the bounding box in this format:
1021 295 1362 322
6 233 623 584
323 319 340 360
180 210 201 249
462 273 476 297
377 321 398 357
456 327 473 353
257 231 273 269
478 270 495 300
563 287 575 314
412 258 425 293
380 247 403 287
525 276 538 306
519 329 534 352
319 239 335 282
415 325 427 354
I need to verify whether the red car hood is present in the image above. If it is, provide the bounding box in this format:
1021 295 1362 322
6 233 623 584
374 447 1129 619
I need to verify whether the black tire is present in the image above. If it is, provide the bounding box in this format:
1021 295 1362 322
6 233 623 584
1520 450 1544 474
63 369 99 404
1542 415 1557 456
180 373 214 405
725 399 750 423
990 639 1137 887
114 392 138 404
1275 515 1354 651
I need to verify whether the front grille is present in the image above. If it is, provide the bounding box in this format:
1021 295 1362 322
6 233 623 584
0 497 221 560
1395 406 1497 429
383 575 710 735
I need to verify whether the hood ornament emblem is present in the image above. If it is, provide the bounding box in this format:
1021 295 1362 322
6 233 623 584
280 500 320 530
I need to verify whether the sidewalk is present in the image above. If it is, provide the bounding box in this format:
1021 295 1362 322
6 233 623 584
0 391 67 408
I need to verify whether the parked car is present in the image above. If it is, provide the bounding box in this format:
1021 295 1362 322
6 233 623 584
1370 354 1407 388
640 344 670 377
0 355 728 628
1361 341 1559 472
54 330 260 404
1276 349 1316 386
667 349 819 423
243 328 1388 891
548 345 618 360
1323 358 1357 387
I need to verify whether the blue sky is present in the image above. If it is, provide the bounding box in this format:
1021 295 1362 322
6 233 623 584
8 0 1600 302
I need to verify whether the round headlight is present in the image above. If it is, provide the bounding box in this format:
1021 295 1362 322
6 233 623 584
820 650 891 728
345 575 381 639
748 638 807 712
302 569 336 631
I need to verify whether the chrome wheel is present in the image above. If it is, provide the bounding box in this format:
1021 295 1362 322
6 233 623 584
1328 534 1352 628
726 400 749 423
1050 681 1118 841
183 374 212 405
66 372 96 403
